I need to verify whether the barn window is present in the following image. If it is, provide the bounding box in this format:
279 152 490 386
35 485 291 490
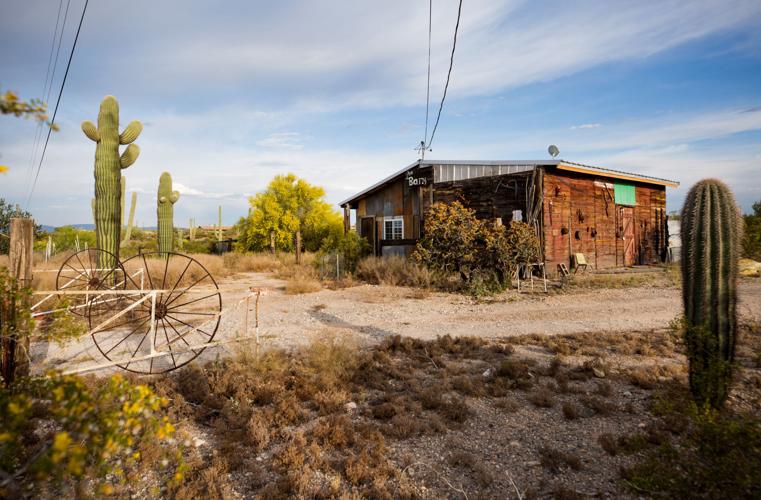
383 216 404 240
614 183 636 206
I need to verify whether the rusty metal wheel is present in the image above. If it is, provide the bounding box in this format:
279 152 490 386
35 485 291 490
55 248 127 317
89 252 222 374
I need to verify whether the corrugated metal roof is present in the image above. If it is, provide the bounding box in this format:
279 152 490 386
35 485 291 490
339 159 679 206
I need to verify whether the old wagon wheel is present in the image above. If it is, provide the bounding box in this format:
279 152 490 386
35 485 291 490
55 248 127 317
89 252 222 374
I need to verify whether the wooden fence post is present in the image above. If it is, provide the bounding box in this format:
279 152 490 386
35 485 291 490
9 218 33 378
295 229 302 265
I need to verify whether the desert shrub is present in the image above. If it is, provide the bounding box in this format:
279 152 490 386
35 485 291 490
413 202 510 292
317 230 370 275
562 402 580 420
742 201 761 260
412 202 540 295
623 389 761 498
504 220 541 267
538 446 582 471
0 374 179 497
37 226 96 253
0 199 41 255
527 387 555 408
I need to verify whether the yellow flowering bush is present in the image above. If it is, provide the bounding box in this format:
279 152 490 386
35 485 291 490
0 374 180 496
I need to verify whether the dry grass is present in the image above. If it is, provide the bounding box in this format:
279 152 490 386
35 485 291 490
285 268 322 294
22 251 311 292
356 256 434 288
569 270 675 289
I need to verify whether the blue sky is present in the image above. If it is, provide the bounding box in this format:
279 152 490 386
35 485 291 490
1 0 760 227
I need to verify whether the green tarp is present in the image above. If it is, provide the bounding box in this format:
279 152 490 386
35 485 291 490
614 183 636 206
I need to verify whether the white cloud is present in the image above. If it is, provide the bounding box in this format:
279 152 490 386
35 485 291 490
255 132 304 150
570 123 601 130
173 183 231 199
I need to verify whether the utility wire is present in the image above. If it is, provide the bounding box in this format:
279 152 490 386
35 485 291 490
422 0 432 148
26 0 89 208
425 0 463 151
24 0 67 200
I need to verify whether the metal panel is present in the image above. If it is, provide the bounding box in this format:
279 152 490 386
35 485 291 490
432 163 534 183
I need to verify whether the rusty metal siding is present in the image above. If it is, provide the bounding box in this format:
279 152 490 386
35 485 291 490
542 169 668 275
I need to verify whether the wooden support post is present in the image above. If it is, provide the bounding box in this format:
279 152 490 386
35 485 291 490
343 205 350 234
295 229 302 265
9 218 33 379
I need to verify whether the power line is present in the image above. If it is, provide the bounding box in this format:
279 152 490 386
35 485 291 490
422 0 432 150
26 0 89 208
425 0 463 151
24 0 67 200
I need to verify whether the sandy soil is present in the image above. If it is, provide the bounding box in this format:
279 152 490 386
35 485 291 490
34 272 760 373
223 273 760 349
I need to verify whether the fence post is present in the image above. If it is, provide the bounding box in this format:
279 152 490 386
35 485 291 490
9 218 34 378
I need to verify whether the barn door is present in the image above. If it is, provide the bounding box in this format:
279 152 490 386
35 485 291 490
360 217 377 256
621 207 635 266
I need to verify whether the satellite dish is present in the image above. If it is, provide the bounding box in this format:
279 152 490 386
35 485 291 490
548 145 560 158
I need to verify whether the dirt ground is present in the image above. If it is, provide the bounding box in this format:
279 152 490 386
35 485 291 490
34 271 760 376
26 270 761 498
221 272 760 350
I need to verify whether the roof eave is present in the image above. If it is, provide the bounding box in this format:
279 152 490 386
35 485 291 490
556 162 679 187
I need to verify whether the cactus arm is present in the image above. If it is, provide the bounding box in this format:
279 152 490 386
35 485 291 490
120 144 140 168
119 120 142 144
170 191 180 204
82 120 100 142
123 191 136 244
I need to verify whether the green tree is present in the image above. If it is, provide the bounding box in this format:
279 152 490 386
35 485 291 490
0 199 41 254
49 226 97 252
237 174 343 254
742 201 761 260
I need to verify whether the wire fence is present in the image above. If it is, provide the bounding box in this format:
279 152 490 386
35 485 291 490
317 252 346 280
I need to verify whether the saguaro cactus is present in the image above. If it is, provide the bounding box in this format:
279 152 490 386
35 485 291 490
681 179 742 409
157 172 180 254
82 96 142 265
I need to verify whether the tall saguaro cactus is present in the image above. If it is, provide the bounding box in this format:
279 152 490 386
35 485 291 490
82 96 142 265
681 179 742 409
157 172 180 254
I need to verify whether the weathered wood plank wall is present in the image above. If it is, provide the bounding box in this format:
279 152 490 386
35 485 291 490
433 172 531 223
542 169 667 274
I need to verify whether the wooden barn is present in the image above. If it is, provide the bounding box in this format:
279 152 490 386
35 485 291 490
340 160 679 276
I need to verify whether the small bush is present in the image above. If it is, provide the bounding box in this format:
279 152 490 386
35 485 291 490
598 433 618 455
562 402 580 420
538 446 582 472
528 387 555 408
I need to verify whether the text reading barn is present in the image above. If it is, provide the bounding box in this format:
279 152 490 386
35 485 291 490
340 160 679 275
